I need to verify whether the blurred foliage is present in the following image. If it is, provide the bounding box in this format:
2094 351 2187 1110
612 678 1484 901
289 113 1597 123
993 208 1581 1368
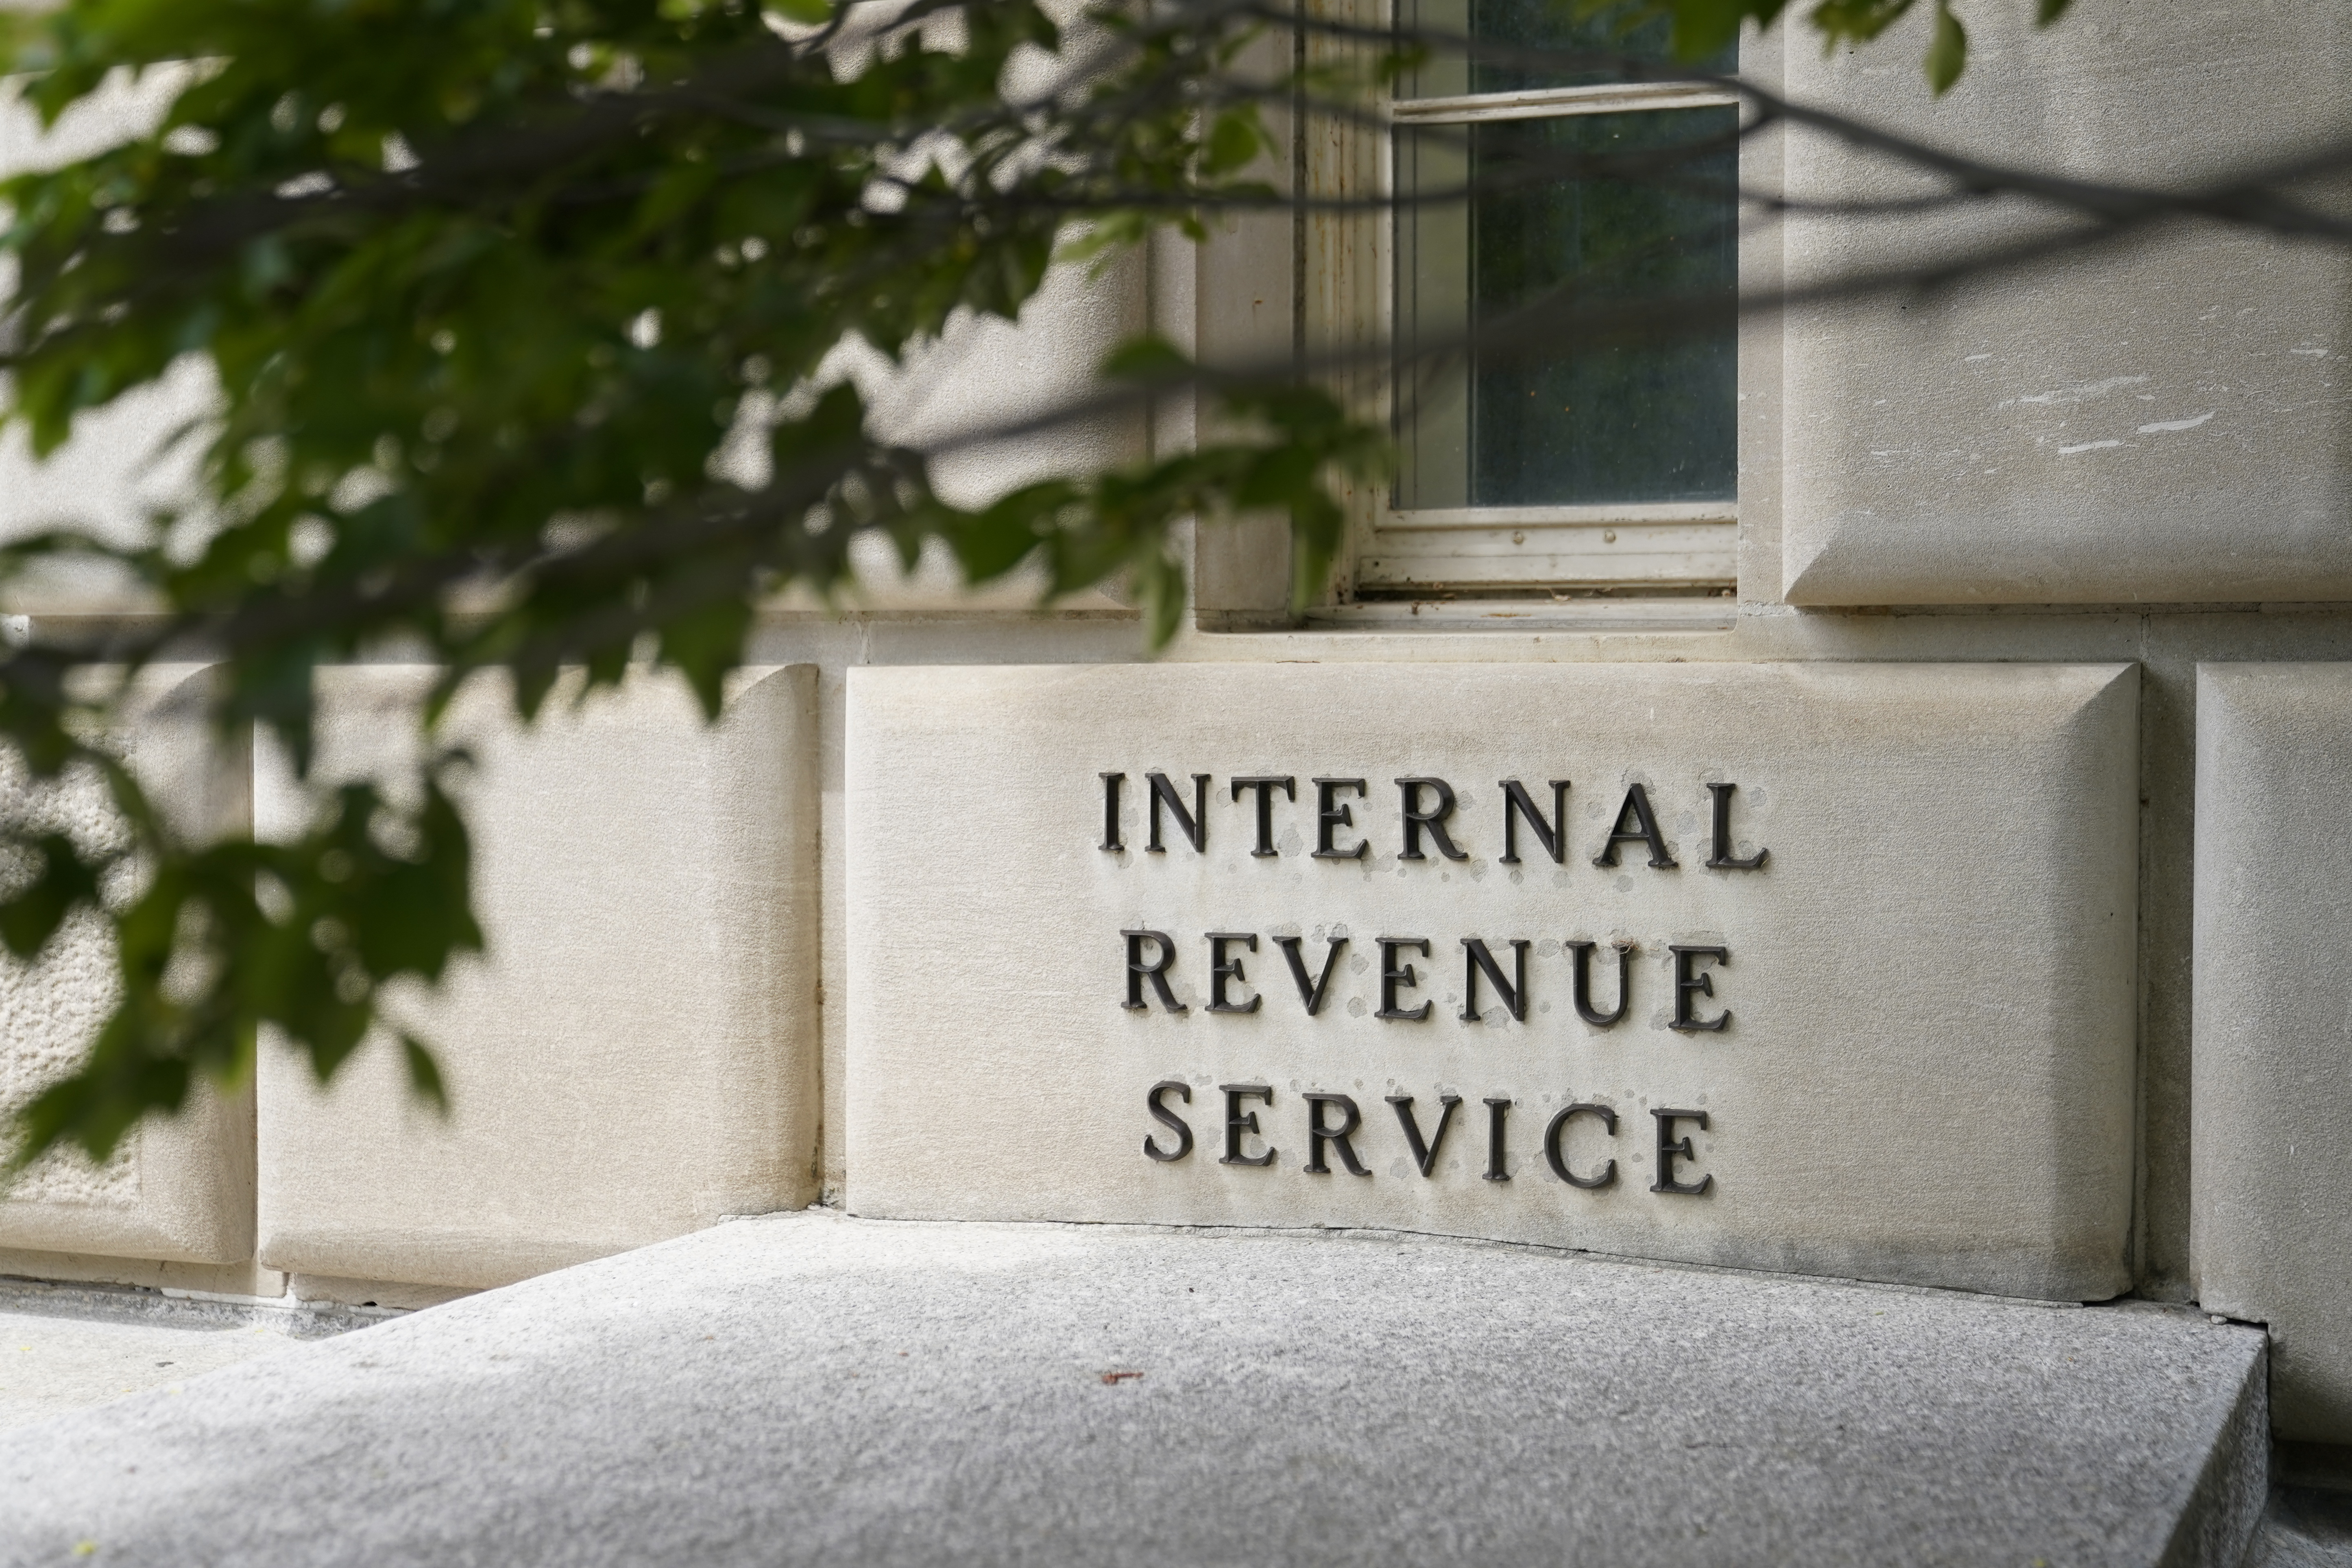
1615 0 2073 92
0 0 1382 1168
0 0 2073 1170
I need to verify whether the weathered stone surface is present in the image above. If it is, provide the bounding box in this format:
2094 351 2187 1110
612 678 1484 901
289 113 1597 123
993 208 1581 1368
2193 663 2352 1442
1772 1 2352 606
0 665 253 1265
846 661 2139 1300
0 1213 2269 1568
254 664 820 1290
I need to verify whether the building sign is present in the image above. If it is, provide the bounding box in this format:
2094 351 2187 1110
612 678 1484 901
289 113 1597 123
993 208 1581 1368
846 662 2138 1302
1106 769 1761 1198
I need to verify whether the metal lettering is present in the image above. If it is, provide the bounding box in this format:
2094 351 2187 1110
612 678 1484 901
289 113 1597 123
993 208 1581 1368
1219 1084 1276 1167
1705 782 1768 870
1396 776 1469 862
1668 944 1731 1032
1146 770 1209 854
1498 779 1570 865
1205 932 1262 1014
1593 782 1677 869
1310 777 1369 859
1567 939 1635 1028
1121 929 1188 1014
1230 776 1297 858
1099 771 1125 852
1482 1097 1513 1182
1274 934 1347 1016
1460 937 1530 1023
1386 1094 1462 1178
1543 1103 1618 1189
1375 937 1433 1021
1650 1108 1713 1195
1302 1093 1371 1176
1144 1080 1193 1162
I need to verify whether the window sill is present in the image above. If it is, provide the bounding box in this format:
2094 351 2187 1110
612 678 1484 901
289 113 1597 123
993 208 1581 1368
1303 597 1738 634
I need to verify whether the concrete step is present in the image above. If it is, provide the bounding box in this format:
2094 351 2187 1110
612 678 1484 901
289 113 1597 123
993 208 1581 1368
0 1214 2267 1567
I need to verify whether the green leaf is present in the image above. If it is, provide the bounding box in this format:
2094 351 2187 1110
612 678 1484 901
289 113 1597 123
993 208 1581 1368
1057 217 1148 270
1925 0 1967 92
1134 550 1185 650
1202 108 1264 178
1099 336 1193 383
0 834 101 961
400 1034 449 1115
2034 0 2074 25
1289 491 1344 611
0 0 1407 1171
1807 0 1917 47
1654 0 1791 59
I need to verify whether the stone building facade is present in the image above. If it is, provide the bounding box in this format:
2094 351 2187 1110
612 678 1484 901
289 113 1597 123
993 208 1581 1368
3 0 2351 1446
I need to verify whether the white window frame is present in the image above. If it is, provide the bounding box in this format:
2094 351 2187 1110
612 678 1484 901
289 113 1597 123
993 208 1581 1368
1316 21 1742 604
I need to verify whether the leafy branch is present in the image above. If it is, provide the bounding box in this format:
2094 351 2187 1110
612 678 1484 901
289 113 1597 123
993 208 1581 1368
0 0 2341 1171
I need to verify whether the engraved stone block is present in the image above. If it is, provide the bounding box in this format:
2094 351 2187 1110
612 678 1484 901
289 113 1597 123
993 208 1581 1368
2193 663 2352 1440
0 665 255 1265
255 665 819 1290
846 662 2139 1301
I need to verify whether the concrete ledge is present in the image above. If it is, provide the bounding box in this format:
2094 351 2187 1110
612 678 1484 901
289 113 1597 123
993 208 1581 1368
0 1214 2268 1567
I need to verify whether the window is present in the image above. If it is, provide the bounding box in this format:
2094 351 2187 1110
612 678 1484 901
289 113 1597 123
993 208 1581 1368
1352 2 1740 603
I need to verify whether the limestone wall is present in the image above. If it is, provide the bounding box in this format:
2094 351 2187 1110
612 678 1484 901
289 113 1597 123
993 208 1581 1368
3 0 2352 1446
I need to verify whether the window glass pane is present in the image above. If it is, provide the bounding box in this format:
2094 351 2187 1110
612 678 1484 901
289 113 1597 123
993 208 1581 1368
1395 105 1737 509
1398 0 1735 99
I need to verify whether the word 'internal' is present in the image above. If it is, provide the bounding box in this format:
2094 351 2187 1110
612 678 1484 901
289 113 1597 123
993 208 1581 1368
1100 773 1767 869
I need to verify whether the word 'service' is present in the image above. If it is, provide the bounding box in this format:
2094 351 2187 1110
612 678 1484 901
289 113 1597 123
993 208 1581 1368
1142 1082 1715 1194
1105 770 1767 1199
